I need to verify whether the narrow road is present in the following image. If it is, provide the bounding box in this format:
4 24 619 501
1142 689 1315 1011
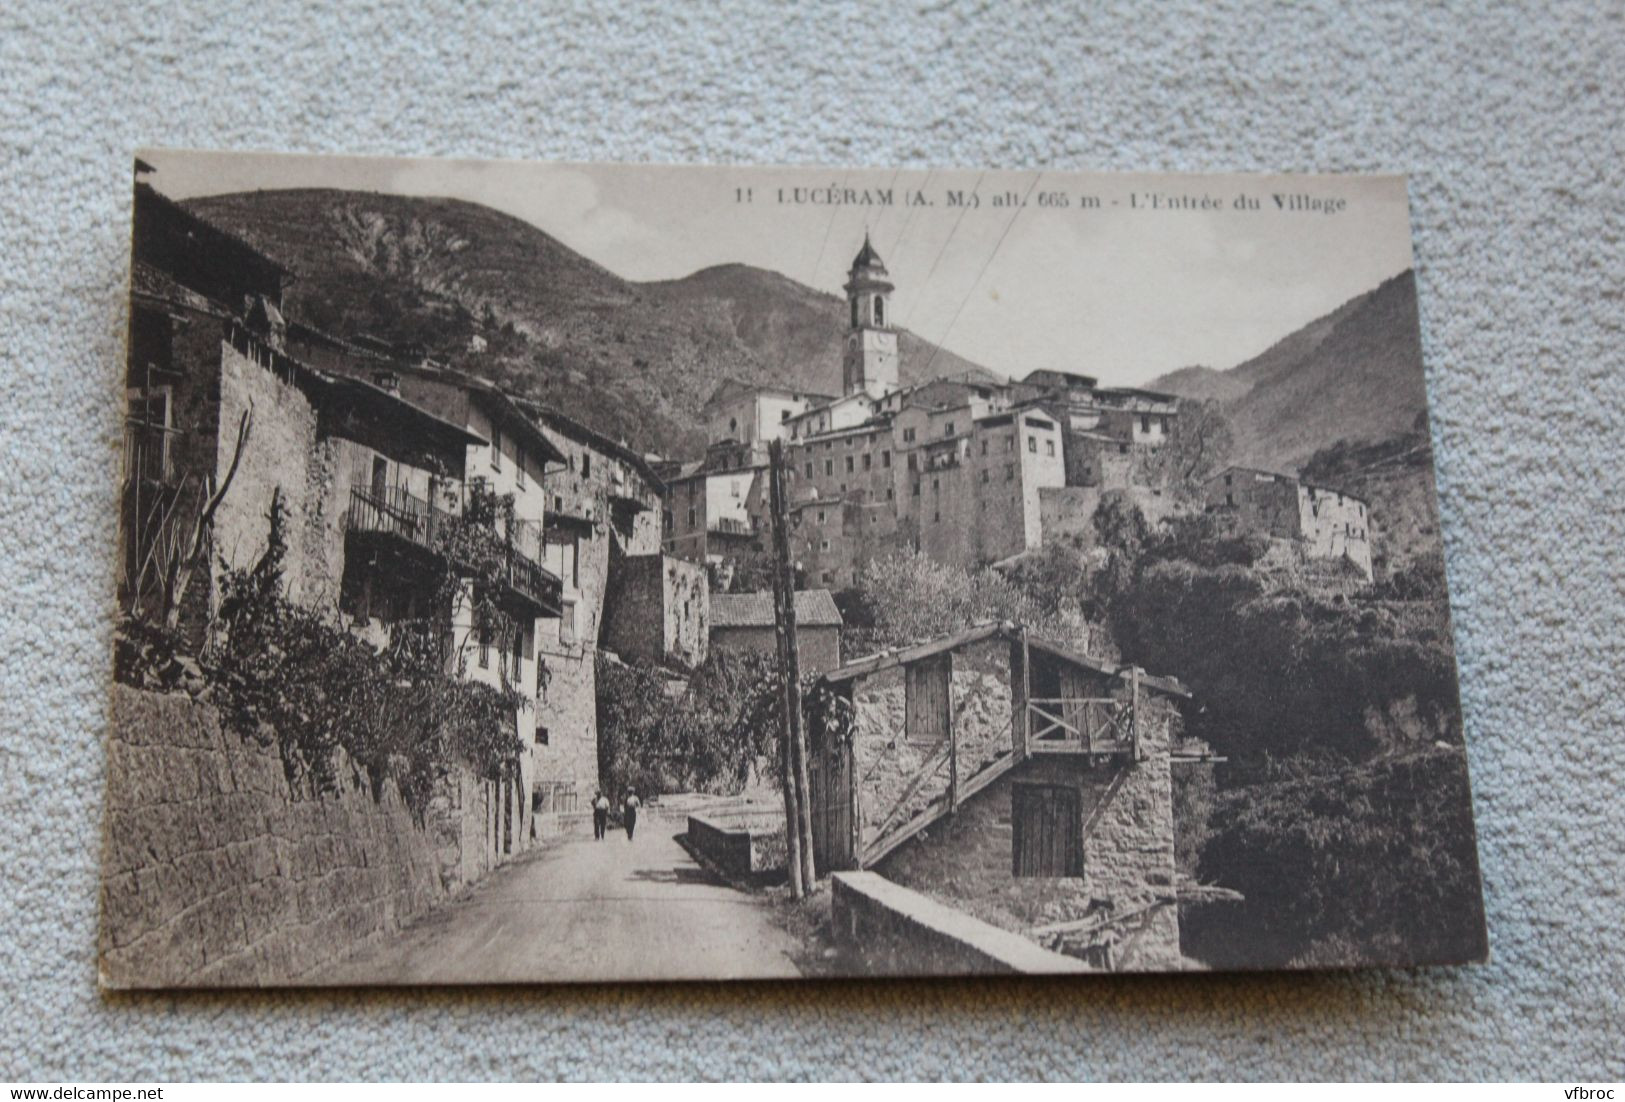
325 810 802 984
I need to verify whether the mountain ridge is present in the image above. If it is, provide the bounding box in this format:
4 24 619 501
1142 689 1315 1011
1149 269 1426 473
184 188 993 457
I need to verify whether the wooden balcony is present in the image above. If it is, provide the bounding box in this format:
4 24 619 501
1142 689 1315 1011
498 547 561 616
1025 697 1136 757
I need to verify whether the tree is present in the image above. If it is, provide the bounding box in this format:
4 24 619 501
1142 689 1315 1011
1085 491 1151 620
594 650 782 798
1185 748 1486 969
1136 398 1235 493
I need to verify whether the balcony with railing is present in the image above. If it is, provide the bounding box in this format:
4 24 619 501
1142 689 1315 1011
498 548 561 615
345 487 560 615
1026 697 1136 757
345 485 450 555
707 515 756 539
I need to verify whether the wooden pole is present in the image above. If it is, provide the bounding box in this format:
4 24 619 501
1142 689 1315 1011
1130 664 1142 762
846 682 862 870
767 442 805 899
767 441 818 890
946 653 959 813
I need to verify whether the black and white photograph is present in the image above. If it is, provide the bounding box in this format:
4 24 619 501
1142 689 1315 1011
102 151 1487 987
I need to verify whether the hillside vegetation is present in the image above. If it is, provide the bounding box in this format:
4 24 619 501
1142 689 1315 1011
1151 270 1429 472
187 189 993 457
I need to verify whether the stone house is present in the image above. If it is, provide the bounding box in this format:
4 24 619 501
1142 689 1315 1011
684 239 1205 589
292 337 572 816
520 403 684 813
707 589 844 676
812 623 1193 972
703 378 829 447
122 182 295 639
1203 465 1374 581
1013 369 1181 489
121 178 546 877
600 551 709 670
786 399 1067 586
661 440 767 569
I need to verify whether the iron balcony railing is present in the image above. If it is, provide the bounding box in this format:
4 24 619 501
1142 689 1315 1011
346 485 443 550
708 516 756 537
345 487 559 614
500 549 559 612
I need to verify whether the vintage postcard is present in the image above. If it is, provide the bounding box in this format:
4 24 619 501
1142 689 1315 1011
103 151 1486 986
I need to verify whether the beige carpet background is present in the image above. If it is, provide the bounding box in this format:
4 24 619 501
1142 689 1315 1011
2 0 1621 1080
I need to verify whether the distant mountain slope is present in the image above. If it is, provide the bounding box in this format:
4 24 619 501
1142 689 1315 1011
185 189 994 457
1145 364 1252 406
1150 270 1428 472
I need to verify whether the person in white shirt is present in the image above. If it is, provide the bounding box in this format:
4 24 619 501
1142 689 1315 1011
622 790 641 841
591 791 610 840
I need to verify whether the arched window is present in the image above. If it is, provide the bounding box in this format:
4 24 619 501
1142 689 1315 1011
873 296 885 327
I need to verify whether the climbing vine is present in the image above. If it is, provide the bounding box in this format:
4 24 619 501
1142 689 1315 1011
205 488 530 815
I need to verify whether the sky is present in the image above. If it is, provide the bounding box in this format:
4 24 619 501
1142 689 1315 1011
141 149 1414 388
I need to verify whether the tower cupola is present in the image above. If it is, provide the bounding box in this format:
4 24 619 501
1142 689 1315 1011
842 235 899 398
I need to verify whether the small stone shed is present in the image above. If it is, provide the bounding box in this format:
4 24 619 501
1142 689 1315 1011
811 621 1195 971
707 589 844 675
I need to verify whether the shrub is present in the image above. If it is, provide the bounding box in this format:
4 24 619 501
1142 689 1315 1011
850 548 1098 654
204 489 528 814
596 649 781 797
1183 748 1486 969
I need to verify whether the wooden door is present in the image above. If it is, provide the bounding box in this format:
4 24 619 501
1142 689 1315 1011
1011 783 1083 877
808 732 856 875
904 653 952 747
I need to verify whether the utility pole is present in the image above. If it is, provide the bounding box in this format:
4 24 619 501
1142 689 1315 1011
768 440 817 894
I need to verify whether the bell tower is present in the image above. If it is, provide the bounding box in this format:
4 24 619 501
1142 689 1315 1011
842 235 899 398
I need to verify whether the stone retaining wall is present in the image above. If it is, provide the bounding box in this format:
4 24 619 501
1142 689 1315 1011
99 685 453 987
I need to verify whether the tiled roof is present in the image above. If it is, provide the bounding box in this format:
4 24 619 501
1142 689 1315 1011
710 589 844 629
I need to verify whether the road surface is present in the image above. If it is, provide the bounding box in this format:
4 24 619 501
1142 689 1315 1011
325 810 802 984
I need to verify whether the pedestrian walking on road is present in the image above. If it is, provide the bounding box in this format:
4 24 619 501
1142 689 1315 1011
592 791 610 840
623 790 641 841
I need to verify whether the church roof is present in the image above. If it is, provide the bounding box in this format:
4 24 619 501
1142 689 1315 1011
850 234 885 272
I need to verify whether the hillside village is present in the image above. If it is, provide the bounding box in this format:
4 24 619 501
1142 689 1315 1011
104 168 1479 986
661 234 1374 588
